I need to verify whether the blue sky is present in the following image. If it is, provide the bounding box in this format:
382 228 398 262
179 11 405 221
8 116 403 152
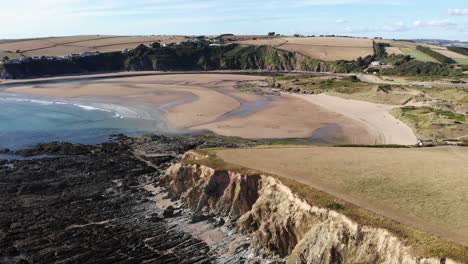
1 0 467 40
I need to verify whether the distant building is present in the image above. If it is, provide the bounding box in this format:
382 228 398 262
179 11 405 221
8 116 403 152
79 52 99 57
370 61 385 67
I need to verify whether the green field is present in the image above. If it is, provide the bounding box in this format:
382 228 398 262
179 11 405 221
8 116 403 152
401 48 439 63
454 58 468 65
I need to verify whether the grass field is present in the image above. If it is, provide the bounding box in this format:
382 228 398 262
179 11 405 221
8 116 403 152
0 35 185 57
453 58 468 65
234 37 374 61
215 146 468 248
190 146 468 262
401 47 439 62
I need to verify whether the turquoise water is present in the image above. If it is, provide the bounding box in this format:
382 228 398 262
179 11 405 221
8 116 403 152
0 96 166 150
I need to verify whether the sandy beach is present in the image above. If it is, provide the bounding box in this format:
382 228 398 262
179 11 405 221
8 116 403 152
3 73 417 144
293 93 418 145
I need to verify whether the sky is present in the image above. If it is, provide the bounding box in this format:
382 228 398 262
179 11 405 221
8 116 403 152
1 0 467 40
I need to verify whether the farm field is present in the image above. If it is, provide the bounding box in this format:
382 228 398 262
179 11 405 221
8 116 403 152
215 146 468 246
234 37 374 61
452 58 468 65
381 40 468 65
400 47 439 62
0 35 185 57
385 46 405 55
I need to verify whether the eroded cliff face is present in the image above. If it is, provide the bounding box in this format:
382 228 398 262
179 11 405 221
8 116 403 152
163 151 459 264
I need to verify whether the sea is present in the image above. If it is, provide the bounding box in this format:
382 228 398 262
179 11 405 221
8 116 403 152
0 93 171 150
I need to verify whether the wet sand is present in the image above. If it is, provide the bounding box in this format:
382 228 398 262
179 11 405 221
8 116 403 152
5 73 389 143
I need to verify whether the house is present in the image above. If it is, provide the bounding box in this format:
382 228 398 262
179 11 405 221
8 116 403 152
79 52 99 57
370 61 385 67
211 37 224 44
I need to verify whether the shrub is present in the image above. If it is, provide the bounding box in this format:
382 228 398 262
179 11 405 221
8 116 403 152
373 42 390 58
380 60 455 76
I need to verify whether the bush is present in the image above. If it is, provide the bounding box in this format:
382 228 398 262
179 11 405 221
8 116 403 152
416 46 455 64
380 60 455 76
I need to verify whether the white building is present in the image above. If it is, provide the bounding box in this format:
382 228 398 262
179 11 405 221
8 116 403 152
370 61 385 67
79 52 99 57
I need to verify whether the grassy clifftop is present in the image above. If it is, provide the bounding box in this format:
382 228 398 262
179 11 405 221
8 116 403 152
0 43 378 79
1 42 465 79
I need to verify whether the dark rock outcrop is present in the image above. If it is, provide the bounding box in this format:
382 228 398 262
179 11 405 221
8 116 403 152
0 135 256 264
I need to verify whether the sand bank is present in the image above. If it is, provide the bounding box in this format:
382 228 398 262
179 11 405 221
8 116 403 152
293 93 418 145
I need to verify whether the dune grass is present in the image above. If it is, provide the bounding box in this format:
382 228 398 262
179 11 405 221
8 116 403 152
392 106 468 141
268 74 416 105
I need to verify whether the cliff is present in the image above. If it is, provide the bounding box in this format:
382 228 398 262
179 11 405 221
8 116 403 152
0 44 367 79
162 151 461 264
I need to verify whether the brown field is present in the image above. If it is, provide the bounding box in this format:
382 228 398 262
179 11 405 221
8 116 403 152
0 35 185 57
215 146 468 246
436 48 468 59
234 37 374 61
385 46 405 55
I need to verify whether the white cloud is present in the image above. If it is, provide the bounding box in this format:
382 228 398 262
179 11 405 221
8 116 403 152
413 19 455 28
448 8 468 15
345 21 408 33
335 19 347 24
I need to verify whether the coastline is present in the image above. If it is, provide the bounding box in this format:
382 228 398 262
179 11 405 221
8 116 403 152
2 73 382 144
1 73 421 147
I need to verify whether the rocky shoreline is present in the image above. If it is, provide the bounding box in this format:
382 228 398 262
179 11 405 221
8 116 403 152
0 135 259 264
1 135 463 264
